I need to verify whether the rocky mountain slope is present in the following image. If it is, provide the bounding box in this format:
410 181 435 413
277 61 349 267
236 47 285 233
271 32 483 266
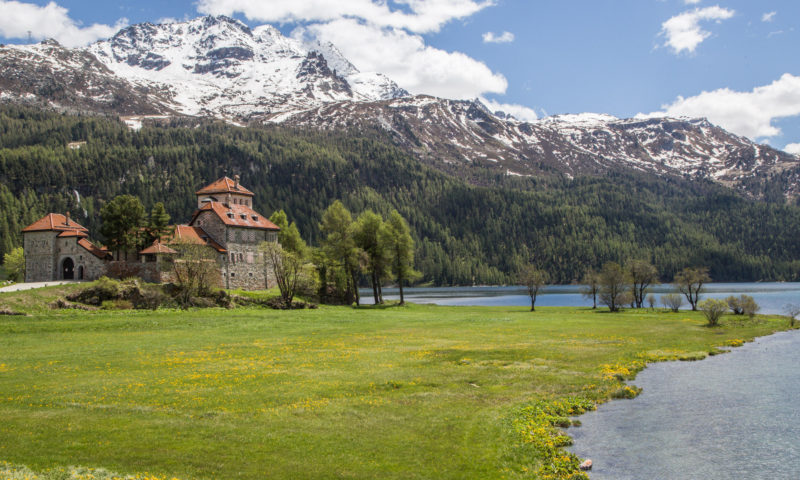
274 97 800 198
0 15 797 199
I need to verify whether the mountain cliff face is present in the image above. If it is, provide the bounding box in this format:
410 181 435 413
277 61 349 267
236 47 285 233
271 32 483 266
0 15 797 199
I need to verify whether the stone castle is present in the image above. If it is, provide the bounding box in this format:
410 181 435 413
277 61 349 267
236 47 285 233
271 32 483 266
22 176 280 290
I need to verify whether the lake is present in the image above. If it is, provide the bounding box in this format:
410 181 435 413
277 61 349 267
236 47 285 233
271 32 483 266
362 282 800 315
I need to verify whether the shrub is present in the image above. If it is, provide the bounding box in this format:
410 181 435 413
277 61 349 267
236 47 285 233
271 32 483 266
726 295 743 315
647 294 657 309
727 294 758 318
739 295 760 318
699 298 728 326
661 293 683 312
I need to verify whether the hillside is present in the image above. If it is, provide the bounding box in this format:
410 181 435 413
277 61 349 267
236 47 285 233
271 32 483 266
1 106 799 284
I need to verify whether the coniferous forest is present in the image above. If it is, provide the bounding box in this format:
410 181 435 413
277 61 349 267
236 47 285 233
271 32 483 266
1 105 799 284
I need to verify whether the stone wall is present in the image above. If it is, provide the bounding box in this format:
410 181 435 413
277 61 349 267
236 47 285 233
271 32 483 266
24 231 56 282
225 227 266 290
55 237 106 280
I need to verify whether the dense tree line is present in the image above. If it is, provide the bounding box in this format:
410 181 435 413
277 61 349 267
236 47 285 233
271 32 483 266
1 105 799 284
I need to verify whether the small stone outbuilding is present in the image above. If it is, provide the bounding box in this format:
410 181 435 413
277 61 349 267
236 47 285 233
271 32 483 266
22 213 111 282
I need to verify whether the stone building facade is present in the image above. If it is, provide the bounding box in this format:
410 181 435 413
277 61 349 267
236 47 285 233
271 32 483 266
22 213 111 282
21 176 280 290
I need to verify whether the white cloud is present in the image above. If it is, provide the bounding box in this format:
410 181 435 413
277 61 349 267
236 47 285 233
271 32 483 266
479 97 538 122
645 73 800 140
684 0 702 4
196 0 494 34
295 19 507 99
482 31 514 44
660 6 734 54
784 143 800 155
0 1 127 47
762 11 777 22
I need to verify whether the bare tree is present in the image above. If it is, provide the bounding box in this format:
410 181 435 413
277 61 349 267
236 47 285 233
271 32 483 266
261 242 312 308
599 262 629 312
167 241 221 307
627 260 658 309
661 293 683 312
519 265 549 312
580 269 600 309
673 267 710 311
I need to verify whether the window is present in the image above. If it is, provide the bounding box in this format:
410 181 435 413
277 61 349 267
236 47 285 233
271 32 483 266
227 213 234 219
252 215 258 221
230 273 235 277
229 230 235 242
240 214 247 220
246 252 253 264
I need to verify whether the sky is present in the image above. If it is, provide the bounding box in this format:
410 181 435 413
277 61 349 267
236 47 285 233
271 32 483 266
1 0 799 154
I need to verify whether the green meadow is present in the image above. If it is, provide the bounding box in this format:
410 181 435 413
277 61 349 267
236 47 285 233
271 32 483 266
0 285 792 480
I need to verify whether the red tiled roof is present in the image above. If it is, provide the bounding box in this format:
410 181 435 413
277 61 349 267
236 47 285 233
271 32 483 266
195 177 254 196
22 213 89 233
56 230 88 238
139 241 179 255
191 202 279 231
78 238 111 259
154 225 227 253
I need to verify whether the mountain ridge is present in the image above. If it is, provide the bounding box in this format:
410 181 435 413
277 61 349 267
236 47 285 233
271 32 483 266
0 15 798 200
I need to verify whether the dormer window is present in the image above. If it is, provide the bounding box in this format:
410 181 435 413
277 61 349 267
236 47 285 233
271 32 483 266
240 214 247 220
227 213 234 219
251 215 258 221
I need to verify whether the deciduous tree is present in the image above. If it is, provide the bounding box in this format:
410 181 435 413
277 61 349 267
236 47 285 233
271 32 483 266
270 209 308 256
599 262 628 312
580 269 600 309
673 267 710 311
320 201 361 305
627 259 658 308
519 265 548 312
354 210 390 304
261 242 313 308
383 210 419 305
2 247 24 282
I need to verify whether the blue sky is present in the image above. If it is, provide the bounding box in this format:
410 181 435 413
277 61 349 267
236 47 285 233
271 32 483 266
1 0 799 153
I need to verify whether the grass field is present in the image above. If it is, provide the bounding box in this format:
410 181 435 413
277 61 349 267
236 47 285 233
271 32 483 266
0 285 792 479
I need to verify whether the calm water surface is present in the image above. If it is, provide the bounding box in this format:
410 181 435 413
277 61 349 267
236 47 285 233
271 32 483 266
568 330 800 479
364 282 800 314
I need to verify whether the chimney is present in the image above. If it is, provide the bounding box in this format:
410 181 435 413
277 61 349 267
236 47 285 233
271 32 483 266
226 193 232 208
234 174 240 190
65 211 70 226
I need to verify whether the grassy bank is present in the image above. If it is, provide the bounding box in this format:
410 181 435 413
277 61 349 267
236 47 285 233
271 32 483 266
0 286 793 479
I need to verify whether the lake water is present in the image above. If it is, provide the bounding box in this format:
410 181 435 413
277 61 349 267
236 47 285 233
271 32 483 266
362 282 800 315
568 330 800 479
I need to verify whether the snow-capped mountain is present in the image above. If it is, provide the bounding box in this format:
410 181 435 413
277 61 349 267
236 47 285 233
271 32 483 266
275 96 800 198
0 15 797 199
86 16 407 119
